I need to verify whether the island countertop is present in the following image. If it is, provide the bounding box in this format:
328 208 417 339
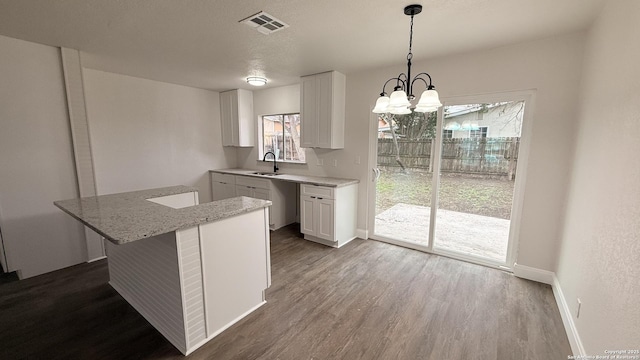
54 185 271 245
210 169 359 187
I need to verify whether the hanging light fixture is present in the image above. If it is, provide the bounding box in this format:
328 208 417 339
372 4 442 115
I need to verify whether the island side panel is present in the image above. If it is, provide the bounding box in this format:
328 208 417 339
175 226 207 352
106 233 188 354
199 208 270 338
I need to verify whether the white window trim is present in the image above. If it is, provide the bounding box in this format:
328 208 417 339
258 113 306 164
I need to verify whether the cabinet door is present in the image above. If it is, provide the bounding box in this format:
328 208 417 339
316 72 333 148
300 75 317 148
252 188 271 201
236 89 254 147
253 188 272 226
316 198 335 241
213 182 237 200
220 91 238 146
235 185 253 197
222 183 236 199
300 195 316 236
212 181 226 201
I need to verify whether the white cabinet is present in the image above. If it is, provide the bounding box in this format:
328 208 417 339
234 175 297 230
220 89 254 147
301 195 335 241
300 71 346 149
211 172 237 201
300 183 358 247
235 182 272 227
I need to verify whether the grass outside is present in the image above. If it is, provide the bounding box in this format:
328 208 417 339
376 169 515 220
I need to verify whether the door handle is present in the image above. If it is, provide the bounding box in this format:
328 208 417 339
372 168 381 181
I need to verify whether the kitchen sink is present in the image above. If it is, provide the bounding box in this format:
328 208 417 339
252 172 281 176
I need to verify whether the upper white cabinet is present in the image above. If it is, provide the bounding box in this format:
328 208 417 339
220 89 254 147
300 71 346 149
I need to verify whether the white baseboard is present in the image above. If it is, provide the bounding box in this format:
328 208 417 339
87 255 107 263
513 262 554 284
513 263 584 357
552 275 585 357
356 228 368 240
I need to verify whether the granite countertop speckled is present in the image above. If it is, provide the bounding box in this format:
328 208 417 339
54 185 271 245
210 169 359 187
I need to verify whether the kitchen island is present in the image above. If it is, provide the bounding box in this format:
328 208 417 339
54 186 272 355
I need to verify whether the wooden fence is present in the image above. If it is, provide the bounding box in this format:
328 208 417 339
378 137 520 179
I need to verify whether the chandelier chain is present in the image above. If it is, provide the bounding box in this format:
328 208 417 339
407 14 414 61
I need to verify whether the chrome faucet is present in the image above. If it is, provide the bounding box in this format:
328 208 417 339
263 151 279 173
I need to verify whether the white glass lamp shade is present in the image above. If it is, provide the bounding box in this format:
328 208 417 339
416 89 442 109
414 105 439 113
390 106 412 115
372 96 390 113
388 90 411 109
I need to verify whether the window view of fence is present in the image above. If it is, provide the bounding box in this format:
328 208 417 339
262 113 305 163
378 137 519 179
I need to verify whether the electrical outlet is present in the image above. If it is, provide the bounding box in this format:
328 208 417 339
576 298 582 318
333 159 338 167
355 156 361 165
316 159 323 166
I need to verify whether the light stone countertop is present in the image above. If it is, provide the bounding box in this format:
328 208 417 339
210 168 359 187
54 185 271 245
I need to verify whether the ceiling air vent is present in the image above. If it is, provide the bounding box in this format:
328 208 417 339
239 11 289 35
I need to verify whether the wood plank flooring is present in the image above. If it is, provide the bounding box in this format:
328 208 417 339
0 224 572 359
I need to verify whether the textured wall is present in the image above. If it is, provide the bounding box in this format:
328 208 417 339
346 32 586 270
556 0 640 354
0 35 86 278
83 69 237 202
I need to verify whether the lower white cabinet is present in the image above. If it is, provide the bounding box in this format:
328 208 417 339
301 195 335 241
211 172 236 201
210 172 296 230
300 183 357 248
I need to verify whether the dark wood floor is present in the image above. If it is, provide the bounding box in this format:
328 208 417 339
0 225 571 359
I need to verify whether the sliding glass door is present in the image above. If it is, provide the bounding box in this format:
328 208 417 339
373 111 436 249
370 93 532 268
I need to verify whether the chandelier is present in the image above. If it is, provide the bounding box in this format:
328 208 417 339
372 4 442 115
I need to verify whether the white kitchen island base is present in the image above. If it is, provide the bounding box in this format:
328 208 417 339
106 208 270 355
55 187 272 355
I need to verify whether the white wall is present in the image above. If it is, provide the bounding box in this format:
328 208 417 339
238 34 586 261
83 69 236 202
346 32 586 270
556 0 640 354
0 35 86 279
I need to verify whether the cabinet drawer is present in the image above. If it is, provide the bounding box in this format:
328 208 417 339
301 184 334 199
236 175 270 190
211 172 236 184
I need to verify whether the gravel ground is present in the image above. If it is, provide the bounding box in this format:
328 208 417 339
375 169 515 219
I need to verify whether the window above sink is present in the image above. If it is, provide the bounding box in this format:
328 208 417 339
259 113 306 164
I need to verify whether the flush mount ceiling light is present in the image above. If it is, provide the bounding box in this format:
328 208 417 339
372 4 442 115
247 76 267 86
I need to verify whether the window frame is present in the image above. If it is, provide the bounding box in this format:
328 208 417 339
469 126 488 139
259 112 306 164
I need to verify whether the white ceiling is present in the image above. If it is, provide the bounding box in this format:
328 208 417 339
0 0 605 92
